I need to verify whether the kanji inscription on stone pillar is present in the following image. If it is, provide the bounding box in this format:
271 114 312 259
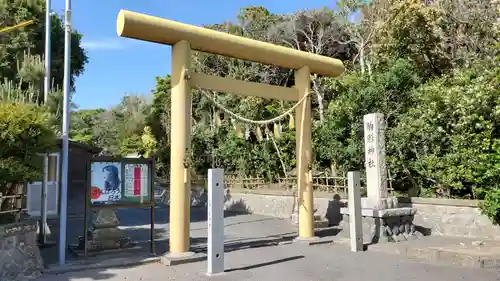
363 113 388 209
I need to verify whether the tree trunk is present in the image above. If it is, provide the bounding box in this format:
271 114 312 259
311 75 324 122
359 47 366 75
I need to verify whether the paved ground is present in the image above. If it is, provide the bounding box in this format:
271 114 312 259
41 206 299 265
40 241 500 281
38 203 500 280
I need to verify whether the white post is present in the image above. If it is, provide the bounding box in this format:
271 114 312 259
363 113 388 209
348 171 363 252
207 169 224 275
40 0 51 245
40 154 49 244
59 0 72 265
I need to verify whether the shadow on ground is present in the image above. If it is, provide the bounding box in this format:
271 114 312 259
39 197 345 280
117 198 250 226
225 255 305 272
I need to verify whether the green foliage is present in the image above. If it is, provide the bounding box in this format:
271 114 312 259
315 59 421 173
147 75 171 176
389 61 500 198
70 108 105 144
141 126 157 158
0 102 56 186
0 0 89 223
70 0 500 225
0 0 88 96
481 187 500 225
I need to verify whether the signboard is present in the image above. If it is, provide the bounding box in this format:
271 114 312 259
123 163 150 203
89 157 153 206
90 161 122 204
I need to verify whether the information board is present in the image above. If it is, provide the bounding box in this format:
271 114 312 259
123 163 151 203
90 161 122 204
89 157 153 206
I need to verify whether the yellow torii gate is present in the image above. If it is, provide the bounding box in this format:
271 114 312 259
116 9 344 255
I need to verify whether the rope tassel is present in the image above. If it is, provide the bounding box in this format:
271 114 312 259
235 123 243 138
255 126 263 142
214 109 221 127
273 123 282 139
245 124 250 140
289 114 295 130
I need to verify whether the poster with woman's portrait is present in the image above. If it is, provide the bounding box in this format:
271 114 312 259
90 162 122 204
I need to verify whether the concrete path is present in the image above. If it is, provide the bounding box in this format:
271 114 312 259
40 204 500 280
42 207 300 265
40 241 500 281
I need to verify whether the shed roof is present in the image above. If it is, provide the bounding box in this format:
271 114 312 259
56 138 102 154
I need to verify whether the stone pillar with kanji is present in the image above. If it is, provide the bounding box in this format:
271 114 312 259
363 113 388 209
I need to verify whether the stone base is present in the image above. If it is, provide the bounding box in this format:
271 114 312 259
160 252 207 266
340 207 421 244
76 234 134 253
293 236 333 246
74 209 135 254
0 220 44 281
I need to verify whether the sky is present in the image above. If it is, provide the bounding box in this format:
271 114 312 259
51 0 336 110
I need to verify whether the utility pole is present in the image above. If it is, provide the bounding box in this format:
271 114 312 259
39 0 51 247
59 0 72 265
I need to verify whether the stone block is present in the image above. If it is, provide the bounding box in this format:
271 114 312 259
92 208 119 228
292 236 333 246
161 252 207 266
340 207 421 244
75 209 134 253
314 219 329 229
0 220 44 281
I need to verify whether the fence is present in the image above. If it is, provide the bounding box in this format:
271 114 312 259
0 183 24 224
158 173 394 195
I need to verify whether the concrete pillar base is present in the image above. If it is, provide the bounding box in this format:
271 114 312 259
160 251 206 266
293 236 332 246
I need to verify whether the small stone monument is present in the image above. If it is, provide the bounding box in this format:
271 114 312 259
363 113 389 209
77 209 133 253
348 112 420 243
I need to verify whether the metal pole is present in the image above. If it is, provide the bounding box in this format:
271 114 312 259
59 0 72 265
207 168 225 275
40 0 51 246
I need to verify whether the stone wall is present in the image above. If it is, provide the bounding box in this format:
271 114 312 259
225 188 500 240
0 220 44 281
400 198 500 239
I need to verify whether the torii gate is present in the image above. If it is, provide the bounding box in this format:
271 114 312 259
116 10 345 255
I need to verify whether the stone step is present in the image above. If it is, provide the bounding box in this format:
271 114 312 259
314 219 329 229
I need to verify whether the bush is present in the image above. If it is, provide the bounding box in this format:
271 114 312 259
0 102 57 223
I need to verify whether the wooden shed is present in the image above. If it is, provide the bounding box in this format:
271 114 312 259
24 139 101 219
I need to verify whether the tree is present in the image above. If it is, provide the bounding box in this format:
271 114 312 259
0 102 57 223
269 7 355 121
0 0 88 103
70 108 106 144
315 58 421 175
147 75 171 177
80 1 500 225
389 59 500 201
